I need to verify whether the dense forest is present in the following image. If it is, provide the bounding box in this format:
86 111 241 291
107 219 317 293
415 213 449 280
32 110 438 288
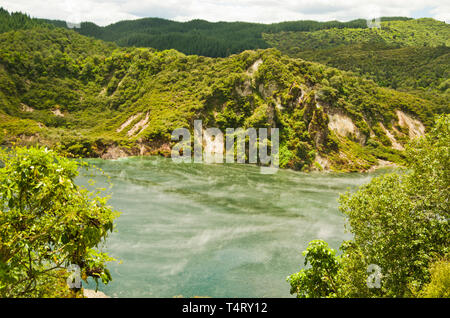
288 114 449 298
0 8 448 172
2 8 447 107
53 17 413 58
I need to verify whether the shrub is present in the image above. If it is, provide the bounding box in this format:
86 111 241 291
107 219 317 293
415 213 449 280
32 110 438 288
0 146 119 297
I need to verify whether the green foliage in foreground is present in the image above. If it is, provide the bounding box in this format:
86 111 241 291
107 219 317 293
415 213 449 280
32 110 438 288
288 115 450 297
0 146 119 297
419 257 450 298
288 240 341 298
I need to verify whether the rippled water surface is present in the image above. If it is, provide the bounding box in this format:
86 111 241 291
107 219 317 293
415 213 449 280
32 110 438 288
76 156 387 297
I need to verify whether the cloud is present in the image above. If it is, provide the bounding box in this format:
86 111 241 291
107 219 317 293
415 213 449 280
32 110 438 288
0 0 448 26
0 0 138 25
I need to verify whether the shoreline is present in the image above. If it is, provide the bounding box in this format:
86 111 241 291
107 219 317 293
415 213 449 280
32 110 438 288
83 289 109 298
3 141 400 173
84 152 400 174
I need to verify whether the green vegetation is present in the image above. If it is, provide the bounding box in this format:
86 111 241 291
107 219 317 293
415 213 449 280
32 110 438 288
0 24 442 171
288 115 449 297
287 44 449 92
47 18 375 58
265 19 450 51
264 19 450 106
37 12 413 58
2 9 447 105
0 8 447 172
0 146 118 297
419 257 450 298
0 8 52 33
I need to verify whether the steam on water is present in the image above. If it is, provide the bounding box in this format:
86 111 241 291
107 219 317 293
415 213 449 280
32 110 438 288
76 156 387 297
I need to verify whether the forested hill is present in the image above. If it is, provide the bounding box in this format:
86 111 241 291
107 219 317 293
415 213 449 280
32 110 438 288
264 18 450 106
0 26 443 171
0 7 51 32
0 8 448 171
2 8 447 104
265 18 450 51
42 15 412 58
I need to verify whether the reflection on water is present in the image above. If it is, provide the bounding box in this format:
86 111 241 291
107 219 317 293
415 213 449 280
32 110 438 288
76 156 390 298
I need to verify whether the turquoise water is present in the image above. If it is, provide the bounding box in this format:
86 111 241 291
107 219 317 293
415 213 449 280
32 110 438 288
76 156 385 298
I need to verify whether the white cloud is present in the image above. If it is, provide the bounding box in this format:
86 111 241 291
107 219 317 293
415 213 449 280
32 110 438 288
430 4 450 23
0 0 138 25
0 0 448 26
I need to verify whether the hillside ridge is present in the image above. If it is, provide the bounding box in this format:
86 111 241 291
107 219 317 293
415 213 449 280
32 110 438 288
0 9 447 171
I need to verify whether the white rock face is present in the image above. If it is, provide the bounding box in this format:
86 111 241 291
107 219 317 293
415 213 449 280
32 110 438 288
379 123 404 150
328 113 356 136
327 112 365 144
117 113 142 133
314 155 330 170
396 110 425 139
21 103 34 112
247 58 263 76
127 112 150 137
51 108 64 117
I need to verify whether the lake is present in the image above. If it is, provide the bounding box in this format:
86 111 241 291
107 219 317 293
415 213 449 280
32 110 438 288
76 156 387 297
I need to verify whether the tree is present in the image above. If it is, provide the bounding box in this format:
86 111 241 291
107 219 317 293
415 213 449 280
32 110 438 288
0 146 118 297
339 114 449 296
287 240 340 298
419 257 450 298
288 114 449 298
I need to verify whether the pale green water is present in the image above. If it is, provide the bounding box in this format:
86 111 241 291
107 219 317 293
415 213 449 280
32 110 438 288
76 156 387 298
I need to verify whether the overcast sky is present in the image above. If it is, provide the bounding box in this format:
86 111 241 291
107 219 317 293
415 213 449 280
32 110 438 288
0 0 448 26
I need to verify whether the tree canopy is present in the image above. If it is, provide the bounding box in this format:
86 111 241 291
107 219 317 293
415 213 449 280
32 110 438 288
288 114 450 297
0 146 118 297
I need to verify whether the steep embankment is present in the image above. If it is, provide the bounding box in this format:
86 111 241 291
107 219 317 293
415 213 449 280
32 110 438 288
0 27 439 171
